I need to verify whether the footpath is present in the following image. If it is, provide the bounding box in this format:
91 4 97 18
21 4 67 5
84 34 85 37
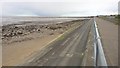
96 18 118 66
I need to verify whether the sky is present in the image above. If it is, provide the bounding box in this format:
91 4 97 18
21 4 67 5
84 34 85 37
0 0 120 17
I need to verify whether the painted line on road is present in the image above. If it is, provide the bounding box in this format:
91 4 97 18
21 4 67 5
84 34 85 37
61 38 70 45
66 54 73 57
24 22 82 65
88 40 90 43
59 22 88 57
52 52 55 55
59 34 80 57
40 58 49 66
38 22 82 53
82 53 84 56
50 47 53 50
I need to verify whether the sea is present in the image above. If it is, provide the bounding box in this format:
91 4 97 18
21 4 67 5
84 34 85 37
0 16 86 26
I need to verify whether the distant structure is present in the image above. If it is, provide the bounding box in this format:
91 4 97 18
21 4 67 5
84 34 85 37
118 1 120 15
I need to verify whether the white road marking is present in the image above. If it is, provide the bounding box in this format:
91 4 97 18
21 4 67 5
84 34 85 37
82 53 84 56
52 52 55 55
88 40 90 42
27 58 35 62
62 38 70 45
39 58 49 66
50 47 53 50
59 34 79 57
38 34 63 51
37 60 42 62
66 54 73 57
91 57 94 59
74 33 78 37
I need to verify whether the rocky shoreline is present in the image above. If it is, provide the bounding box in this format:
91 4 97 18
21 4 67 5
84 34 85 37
2 19 83 44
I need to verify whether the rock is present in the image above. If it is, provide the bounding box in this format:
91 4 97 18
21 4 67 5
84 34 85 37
49 33 54 35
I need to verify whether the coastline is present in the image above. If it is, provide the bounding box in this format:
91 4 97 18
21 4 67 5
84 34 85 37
2 18 85 66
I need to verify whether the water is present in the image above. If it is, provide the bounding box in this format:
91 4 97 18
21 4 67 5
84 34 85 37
1 16 86 26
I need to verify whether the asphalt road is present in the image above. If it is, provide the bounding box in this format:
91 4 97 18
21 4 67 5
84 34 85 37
23 19 93 66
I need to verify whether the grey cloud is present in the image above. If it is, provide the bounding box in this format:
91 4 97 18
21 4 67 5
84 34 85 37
1 1 119 16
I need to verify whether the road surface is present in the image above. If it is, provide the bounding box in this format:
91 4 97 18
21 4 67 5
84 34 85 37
23 19 93 66
96 18 118 66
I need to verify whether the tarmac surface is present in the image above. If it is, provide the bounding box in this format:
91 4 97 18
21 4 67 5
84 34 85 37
96 18 118 66
23 19 93 66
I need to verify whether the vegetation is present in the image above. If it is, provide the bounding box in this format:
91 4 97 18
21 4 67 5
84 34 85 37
115 15 120 25
99 15 120 25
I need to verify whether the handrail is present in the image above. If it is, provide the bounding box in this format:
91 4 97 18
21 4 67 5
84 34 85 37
93 17 108 67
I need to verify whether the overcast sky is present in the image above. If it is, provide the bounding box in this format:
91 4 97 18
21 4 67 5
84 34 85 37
0 0 120 17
